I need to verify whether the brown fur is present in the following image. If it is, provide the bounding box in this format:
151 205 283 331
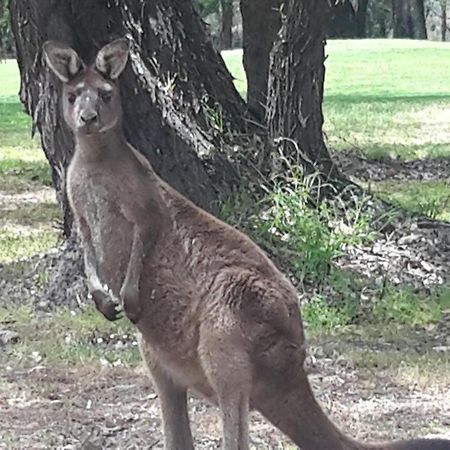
43 39 450 450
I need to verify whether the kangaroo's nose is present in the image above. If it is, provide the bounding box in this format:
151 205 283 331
81 112 98 124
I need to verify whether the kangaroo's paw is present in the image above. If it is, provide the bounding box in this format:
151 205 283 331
90 289 122 322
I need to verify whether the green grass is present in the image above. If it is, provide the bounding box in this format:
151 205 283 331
0 147 52 192
371 180 450 221
324 39 450 160
0 61 58 262
0 229 58 263
0 60 39 150
0 305 139 368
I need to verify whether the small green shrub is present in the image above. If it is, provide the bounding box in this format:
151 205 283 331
221 176 373 285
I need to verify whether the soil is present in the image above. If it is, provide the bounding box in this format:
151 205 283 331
1 341 449 450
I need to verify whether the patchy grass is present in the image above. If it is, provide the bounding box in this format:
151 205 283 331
303 275 448 332
322 322 450 386
370 180 450 221
0 201 60 226
0 147 52 192
0 229 58 263
0 305 139 369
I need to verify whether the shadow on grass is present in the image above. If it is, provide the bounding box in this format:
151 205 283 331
326 93 450 106
331 142 450 161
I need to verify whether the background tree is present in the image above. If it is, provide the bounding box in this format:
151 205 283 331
219 0 233 49
0 0 14 57
329 0 357 38
439 0 448 40
268 0 337 179
240 0 280 121
393 0 428 39
354 0 369 37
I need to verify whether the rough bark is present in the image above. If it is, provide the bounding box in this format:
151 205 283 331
220 0 233 49
9 0 247 237
393 0 427 39
240 0 280 122
267 0 338 181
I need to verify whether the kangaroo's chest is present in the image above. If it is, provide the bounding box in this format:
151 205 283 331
68 162 134 291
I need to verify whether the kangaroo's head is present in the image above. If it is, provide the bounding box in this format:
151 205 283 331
42 38 129 136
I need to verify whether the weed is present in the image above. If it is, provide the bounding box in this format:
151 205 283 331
372 287 444 326
303 294 353 331
221 171 373 286
202 100 224 133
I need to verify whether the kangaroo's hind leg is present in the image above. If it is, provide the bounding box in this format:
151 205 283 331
138 334 194 450
199 327 251 450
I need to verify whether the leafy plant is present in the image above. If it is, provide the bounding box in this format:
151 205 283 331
302 294 353 331
221 169 373 286
372 287 443 326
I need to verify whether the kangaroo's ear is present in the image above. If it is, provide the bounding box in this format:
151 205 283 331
95 38 129 80
42 41 83 83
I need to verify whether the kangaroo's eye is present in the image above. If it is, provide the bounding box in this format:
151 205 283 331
68 94 76 105
102 93 113 104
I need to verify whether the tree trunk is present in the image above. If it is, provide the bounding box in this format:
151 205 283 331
10 0 247 237
267 0 338 181
240 0 280 122
220 0 233 50
410 0 427 39
393 0 410 37
355 0 369 38
329 0 356 38
442 1 447 41
393 0 427 39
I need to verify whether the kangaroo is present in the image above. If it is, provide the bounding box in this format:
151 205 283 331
43 39 450 450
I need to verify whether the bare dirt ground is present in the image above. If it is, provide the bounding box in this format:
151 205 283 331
1 327 449 449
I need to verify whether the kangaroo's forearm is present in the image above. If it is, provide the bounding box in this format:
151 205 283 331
120 224 149 323
123 225 146 292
